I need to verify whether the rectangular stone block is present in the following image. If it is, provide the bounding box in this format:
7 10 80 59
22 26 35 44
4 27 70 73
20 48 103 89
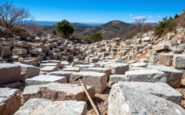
14 98 87 115
16 63 40 79
147 64 183 88
70 71 107 93
0 88 21 115
105 63 129 74
173 54 185 69
125 69 167 83
109 74 127 85
26 75 67 85
159 53 173 66
23 83 95 102
108 82 185 115
0 63 21 85
12 48 27 55
120 82 182 104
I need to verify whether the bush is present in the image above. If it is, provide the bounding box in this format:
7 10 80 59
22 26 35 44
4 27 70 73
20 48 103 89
154 17 175 36
82 33 103 43
90 32 102 42
56 20 74 38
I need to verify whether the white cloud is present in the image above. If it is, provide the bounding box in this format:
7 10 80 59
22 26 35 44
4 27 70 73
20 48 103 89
133 16 146 20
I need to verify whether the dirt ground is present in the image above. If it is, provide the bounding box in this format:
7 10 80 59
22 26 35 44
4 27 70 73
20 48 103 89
87 87 110 115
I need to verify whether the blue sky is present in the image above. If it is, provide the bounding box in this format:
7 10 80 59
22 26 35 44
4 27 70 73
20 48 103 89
2 0 185 23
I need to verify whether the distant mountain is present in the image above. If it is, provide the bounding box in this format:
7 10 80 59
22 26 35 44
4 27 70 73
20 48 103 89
73 20 137 40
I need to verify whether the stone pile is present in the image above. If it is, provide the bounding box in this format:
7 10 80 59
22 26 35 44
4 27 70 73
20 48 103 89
0 27 185 114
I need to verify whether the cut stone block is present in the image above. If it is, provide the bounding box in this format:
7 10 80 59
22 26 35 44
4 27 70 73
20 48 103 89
40 62 59 68
82 67 111 80
26 75 67 85
159 53 173 66
19 57 38 66
130 62 147 68
70 71 107 93
0 63 21 85
63 66 80 72
125 69 167 83
74 64 96 70
23 83 95 102
147 64 183 88
108 82 185 115
60 61 70 68
105 63 129 74
154 43 169 52
15 63 40 79
12 48 27 55
109 74 127 85
173 54 185 69
41 66 58 73
0 88 21 115
14 98 87 115
120 82 182 104
48 71 77 82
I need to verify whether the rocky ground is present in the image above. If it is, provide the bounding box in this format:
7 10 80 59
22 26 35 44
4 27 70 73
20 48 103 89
1 26 185 115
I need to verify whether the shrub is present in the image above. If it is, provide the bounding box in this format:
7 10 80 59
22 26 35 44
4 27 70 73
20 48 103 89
56 20 74 38
90 32 103 42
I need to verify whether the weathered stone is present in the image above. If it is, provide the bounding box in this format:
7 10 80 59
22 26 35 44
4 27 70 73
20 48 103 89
173 54 185 69
105 63 129 74
147 64 183 88
41 66 58 73
23 83 95 102
15 63 40 79
60 61 70 68
109 74 127 85
2 46 11 57
19 57 38 66
154 43 170 52
63 66 80 72
0 88 21 115
159 53 174 66
125 69 167 83
0 63 21 85
82 67 111 80
70 71 107 93
108 82 185 115
74 64 95 70
12 48 27 55
130 62 147 68
120 82 181 104
48 71 77 82
26 75 67 85
14 98 87 115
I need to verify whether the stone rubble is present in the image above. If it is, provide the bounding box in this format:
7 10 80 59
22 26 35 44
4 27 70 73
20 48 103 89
0 27 185 114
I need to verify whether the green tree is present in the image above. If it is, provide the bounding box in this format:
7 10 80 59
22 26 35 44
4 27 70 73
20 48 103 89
56 20 74 38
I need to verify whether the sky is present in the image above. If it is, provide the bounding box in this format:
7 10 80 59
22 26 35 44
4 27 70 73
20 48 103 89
1 0 185 23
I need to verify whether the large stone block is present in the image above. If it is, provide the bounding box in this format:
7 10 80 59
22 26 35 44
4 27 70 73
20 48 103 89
0 88 21 115
109 74 127 85
19 57 38 66
119 82 181 104
82 67 111 80
48 71 77 82
173 54 185 69
23 83 95 102
41 66 58 73
159 53 173 66
125 69 167 83
70 71 107 93
26 75 67 85
0 63 21 85
14 98 87 115
108 82 185 115
147 64 183 88
105 63 129 74
12 48 27 55
16 63 40 79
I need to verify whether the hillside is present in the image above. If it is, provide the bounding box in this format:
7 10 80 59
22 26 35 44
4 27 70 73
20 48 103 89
73 20 136 40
